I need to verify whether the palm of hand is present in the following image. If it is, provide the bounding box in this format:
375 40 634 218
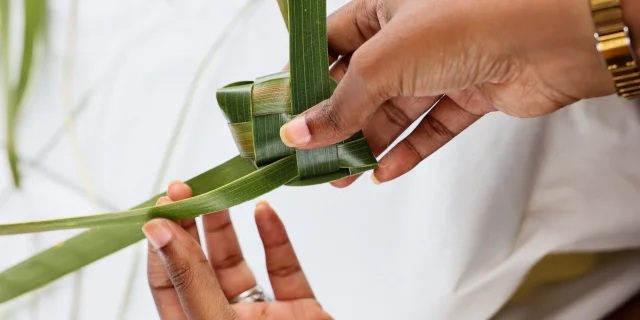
233 300 331 320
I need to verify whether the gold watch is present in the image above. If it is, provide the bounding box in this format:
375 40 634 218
590 0 640 99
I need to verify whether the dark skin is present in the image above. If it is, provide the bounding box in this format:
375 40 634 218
279 0 640 187
143 0 640 317
144 181 332 320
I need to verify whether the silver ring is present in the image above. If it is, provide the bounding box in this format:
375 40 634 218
229 285 272 304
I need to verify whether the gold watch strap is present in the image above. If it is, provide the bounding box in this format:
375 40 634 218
591 0 640 99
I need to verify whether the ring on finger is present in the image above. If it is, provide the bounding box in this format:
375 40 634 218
229 285 272 304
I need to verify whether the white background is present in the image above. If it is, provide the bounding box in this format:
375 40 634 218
2 0 640 319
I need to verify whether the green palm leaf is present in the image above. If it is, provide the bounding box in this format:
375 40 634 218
0 0 377 304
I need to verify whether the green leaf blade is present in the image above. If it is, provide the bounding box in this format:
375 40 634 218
0 224 145 304
228 121 255 158
216 81 254 123
0 156 298 236
288 0 330 115
253 114 295 167
252 72 292 116
288 0 341 180
0 155 299 302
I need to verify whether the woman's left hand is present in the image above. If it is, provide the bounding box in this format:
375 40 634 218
144 181 333 320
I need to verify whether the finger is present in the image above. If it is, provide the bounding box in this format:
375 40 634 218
167 180 193 201
167 181 199 242
328 54 350 83
255 201 314 300
371 97 482 184
279 22 400 150
329 174 361 188
147 182 201 320
279 0 395 149
202 210 257 299
326 0 393 59
144 218 238 320
326 55 360 188
148 196 187 320
363 97 440 156
330 96 439 188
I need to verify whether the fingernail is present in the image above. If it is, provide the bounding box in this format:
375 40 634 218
167 180 182 191
255 206 276 231
142 220 172 250
280 117 311 147
255 200 269 208
371 173 382 185
167 180 182 195
156 196 172 205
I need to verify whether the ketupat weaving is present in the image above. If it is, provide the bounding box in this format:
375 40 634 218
218 72 376 186
0 0 377 303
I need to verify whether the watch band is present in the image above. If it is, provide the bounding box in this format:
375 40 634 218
590 0 640 99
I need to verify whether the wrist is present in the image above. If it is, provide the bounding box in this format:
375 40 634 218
621 0 640 59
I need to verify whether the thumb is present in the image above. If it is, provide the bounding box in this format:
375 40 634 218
279 39 393 149
143 218 238 320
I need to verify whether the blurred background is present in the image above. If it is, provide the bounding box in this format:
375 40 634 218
2 1 640 319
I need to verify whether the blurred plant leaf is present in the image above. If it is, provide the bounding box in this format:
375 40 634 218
16 0 46 107
1 0 47 188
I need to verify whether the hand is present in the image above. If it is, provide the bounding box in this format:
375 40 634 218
144 181 332 320
279 0 627 186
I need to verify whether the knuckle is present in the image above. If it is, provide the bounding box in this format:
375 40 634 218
268 264 302 278
204 219 232 233
381 101 412 129
324 103 349 134
349 50 395 100
166 260 195 293
404 114 457 161
402 138 427 161
308 100 350 138
420 114 456 142
148 277 175 291
353 0 385 36
348 51 376 81
264 237 290 250
211 253 244 270
178 218 197 229
373 0 390 24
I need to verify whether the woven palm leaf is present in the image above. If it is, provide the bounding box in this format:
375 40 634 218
0 0 377 304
